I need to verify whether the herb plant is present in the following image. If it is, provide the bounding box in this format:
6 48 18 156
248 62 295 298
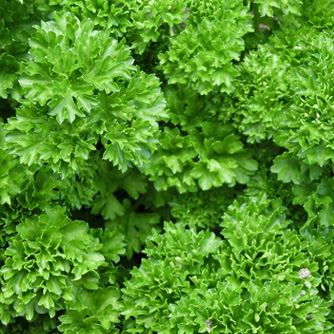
1 0 334 333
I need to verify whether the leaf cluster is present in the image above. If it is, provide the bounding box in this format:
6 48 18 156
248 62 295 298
2 0 334 333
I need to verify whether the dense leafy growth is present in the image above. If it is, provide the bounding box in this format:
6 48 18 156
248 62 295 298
1 0 334 333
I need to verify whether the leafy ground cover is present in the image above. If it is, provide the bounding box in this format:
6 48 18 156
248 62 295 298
1 0 334 333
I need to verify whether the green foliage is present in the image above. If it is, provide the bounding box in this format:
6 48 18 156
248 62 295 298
6 11 166 176
158 0 252 94
302 0 334 30
144 121 258 192
170 186 236 230
252 0 303 17
58 286 122 334
0 315 59 334
2 0 334 332
123 196 332 333
46 0 136 38
0 0 46 99
127 0 188 54
1 207 103 321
